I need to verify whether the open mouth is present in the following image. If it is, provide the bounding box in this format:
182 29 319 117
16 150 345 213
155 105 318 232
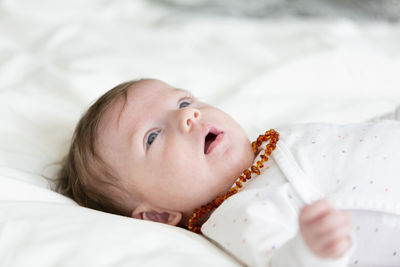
204 132 217 154
204 128 222 154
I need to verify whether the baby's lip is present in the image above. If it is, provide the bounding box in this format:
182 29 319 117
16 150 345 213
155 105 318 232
202 124 223 154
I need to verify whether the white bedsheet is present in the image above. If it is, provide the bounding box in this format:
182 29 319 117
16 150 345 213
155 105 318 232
1 0 399 266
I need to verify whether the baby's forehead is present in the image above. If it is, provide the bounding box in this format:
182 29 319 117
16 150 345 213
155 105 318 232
96 94 127 140
107 79 172 117
99 79 190 134
128 79 191 100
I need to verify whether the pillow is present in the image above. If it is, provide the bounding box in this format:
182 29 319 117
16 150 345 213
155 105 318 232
0 91 241 267
0 201 242 267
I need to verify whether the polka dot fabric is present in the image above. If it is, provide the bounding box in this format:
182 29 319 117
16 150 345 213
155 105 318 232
278 121 400 202
349 210 400 266
202 121 400 267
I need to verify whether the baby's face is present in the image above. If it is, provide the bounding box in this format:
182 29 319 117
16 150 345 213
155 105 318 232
97 79 254 224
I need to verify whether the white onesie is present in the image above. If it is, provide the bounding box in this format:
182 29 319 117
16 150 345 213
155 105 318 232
202 120 400 267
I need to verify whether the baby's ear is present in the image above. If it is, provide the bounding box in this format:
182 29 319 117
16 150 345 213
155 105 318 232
131 205 182 226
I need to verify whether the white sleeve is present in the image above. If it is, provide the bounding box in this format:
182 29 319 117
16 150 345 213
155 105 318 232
269 231 355 267
202 187 355 267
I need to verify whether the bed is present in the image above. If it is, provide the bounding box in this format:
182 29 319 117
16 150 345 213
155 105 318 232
1 0 400 266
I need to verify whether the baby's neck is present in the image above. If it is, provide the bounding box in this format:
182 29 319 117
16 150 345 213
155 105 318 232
180 210 212 229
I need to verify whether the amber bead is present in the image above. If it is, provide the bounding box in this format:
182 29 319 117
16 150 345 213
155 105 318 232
251 165 260 175
252 142 258 153
244 169 251 179
257 161 264 168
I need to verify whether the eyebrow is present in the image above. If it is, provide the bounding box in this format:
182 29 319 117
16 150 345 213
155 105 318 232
174 88 194 102
175 88 192 96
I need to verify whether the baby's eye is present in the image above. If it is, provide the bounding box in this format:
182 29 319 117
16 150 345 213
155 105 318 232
179 100 191 109
146 131 159 148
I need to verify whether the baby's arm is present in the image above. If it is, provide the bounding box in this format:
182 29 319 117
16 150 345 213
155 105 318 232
202 194 355 267
299 199 352 259
269 199 354 267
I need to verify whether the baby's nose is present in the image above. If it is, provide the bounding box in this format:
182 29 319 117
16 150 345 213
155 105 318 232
179 108 201 132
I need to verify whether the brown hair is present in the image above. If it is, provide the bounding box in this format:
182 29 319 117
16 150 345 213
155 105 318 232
55 80 140 216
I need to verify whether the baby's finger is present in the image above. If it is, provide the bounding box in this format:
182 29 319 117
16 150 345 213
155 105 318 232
317 222 352 249
323 235 352 258
313 211 351 236
299 199 333 225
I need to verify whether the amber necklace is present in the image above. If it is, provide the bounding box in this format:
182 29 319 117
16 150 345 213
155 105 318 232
186 129 279 233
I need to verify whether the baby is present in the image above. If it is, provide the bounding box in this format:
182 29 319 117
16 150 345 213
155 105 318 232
56 78 400 267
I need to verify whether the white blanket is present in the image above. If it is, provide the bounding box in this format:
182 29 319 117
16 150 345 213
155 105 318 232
1 0 400 266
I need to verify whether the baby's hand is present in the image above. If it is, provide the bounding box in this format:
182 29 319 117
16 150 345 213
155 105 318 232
299 199 352 259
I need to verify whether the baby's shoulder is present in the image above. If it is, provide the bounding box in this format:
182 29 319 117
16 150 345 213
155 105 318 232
276 121 400 147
